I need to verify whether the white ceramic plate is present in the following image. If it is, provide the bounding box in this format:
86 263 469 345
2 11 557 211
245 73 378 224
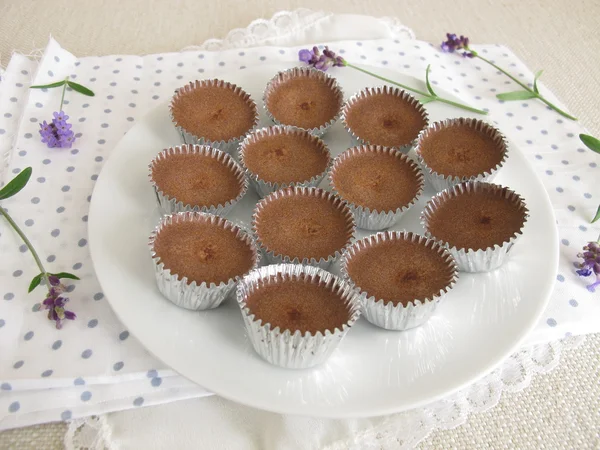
88 63 558 418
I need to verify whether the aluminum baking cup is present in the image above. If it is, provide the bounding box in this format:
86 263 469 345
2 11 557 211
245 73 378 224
328 145 425 230
263 67 344 137
149 211 260 310
238 125 331 198
340 86 429 154
340 231 458 330
414 117 508 192
236 263 361 369
421 181 529 272
149 144 248 216
169 79 259 153
252 186 356 270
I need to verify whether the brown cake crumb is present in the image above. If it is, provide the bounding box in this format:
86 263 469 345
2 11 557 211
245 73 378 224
255 194 351 260
151 152 242 208
243 132 329 184
153 220 254 285
171 83 256 142
345 92 427 147
426 188 527 251
332 150 421 211
418 125 504 177
266 77 341 130
244 275 350 334
346 239 454 306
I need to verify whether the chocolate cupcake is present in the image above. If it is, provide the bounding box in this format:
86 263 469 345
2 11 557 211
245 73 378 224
341 231 458 330
252 187 355 269
342 86 429 152
263 67 344 136
414 118 508 192
239 126 331 198
149 212 260 310
421 181 528 272
329 145 424 230
149 145 248 216
170 79 259 152
237 264 361 369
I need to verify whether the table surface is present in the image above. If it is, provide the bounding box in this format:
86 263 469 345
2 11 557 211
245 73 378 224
1 0 599 448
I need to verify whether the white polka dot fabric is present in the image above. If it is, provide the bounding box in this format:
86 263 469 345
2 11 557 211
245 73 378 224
0 37 598 430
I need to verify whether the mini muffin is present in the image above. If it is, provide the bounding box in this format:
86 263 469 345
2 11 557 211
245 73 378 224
414 118 508 192
170 79 258 152
263 67 344 136
237 263 361 368
421 181 528 272
342 86 429 152
149 212 260 310
252 187 355 269
239 126 331 197
149 145 247 216
341 231 458 330
329 145 424 230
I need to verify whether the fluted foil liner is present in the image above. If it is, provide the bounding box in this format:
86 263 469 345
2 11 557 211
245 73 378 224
341 86 429 154
340 231 458 330
421 181 529 272
149 212 261 310
238 125 332 198
329 145 424 230
149 144 248 216
236 263 362 369
414 117 508 192
169 79 259 153
252 186 356 270
263 67 344 137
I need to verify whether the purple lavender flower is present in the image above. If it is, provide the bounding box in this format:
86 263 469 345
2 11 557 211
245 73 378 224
39 111 76 149
42 276 76 329
576 240 600 292
441 33 475 58
298 46 346 71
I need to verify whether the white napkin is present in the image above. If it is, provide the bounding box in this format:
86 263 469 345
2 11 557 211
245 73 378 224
0 14 598 432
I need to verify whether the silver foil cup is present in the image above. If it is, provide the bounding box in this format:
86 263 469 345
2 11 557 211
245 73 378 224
169 79 259 153
263 67 344 137
340 86 429 154
238 125 332 198
328 145 425 230
149 212 261 310
414 118 508 192
236 263 362 369
149 144 248 216
421 181 529 273
340 231 458 331
252 187 356 270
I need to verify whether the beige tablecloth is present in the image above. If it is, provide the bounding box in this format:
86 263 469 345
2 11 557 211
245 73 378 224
1 1 599 448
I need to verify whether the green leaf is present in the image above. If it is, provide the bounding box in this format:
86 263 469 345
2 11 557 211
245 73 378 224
30 80 67 89
425 64 437 96
533 70 543 94
579 134 600 154
420 96 436 104
51 272 81 281
592 205 600 224
28 273 44 293
496 90 537 101
67 81 95 97
0 167 32 200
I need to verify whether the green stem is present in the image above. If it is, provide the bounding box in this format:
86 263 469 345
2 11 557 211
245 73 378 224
475 54 577 121
59 77 68 111
0 205 50 287
346 63 488 115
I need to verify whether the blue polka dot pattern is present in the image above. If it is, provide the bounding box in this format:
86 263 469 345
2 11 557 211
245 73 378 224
8 402 20 413
133 397 144 407
74 377 85 385
81 391 92 401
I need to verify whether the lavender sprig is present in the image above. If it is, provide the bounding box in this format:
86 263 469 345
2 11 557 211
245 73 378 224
0 167 79 328
441 33 577 121
298 46 487 115
579 134 600 223
576 238 600 292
